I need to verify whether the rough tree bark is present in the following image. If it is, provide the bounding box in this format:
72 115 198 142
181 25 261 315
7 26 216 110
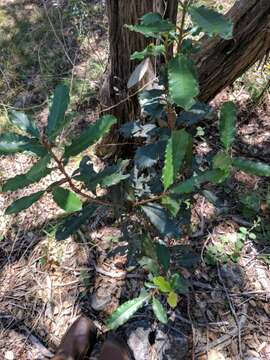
97 0 178 157
100 0 178 122
197 0 270 102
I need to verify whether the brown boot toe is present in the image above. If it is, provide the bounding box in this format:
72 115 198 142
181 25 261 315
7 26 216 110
52 316 97 360
99 336 132 360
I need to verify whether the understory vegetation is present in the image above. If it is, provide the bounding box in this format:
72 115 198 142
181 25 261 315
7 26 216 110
0 0 269 359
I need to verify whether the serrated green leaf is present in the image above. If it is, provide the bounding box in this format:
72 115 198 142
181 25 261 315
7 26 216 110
233 158 270 177
9 111 40 138
152 298 168 324
162 129 191 190
167 291 178 308
156 243 170 272
126 12 175 38
168 54 199 110
170 169 227 194
141 203 181 239
46 85 70 141
52 187 82 213
153 276 172 293
131 44 165 60
189 5 233 40
2 155 51 192
170 273 189 294
55 204 98 240
64 115 117 158
107 294 150 330
219 101 237 151
213 151 232 171
5 191 45 215
0 133 46 156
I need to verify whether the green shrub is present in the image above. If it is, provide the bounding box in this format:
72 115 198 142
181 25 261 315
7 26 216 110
2 2 270 329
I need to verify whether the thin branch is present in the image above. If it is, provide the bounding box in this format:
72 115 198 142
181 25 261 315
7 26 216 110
177 0 189 53
99 76 158 113
41 138 112 207
42 1 74 66
134 194 166 207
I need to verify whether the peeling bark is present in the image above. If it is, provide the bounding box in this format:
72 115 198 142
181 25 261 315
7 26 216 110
196 0 270 102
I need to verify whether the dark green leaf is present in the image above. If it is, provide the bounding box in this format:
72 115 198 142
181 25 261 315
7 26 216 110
46 85 70 140
64 115 117 158
120 121 156 138
9 111 39 138
177 101 213 127
170 169 227 194
135 141 166 169
0 133 46 156
213 151 232 171
152 298 168 324
126 12 176 38
189 6 233 40
139 89 165 120
142 203 181 238
170 273 189 294
141 234 157 259
168 54 199 110
162 129 191 190
161 196 180 217
5 191 45 215
52 187 83 213
131 44 165 60
107 294 150 330
55 204 98 240
156 243 170 272
2 155 51 192
219 101 237 151
79 160 129 191
233 158 270 177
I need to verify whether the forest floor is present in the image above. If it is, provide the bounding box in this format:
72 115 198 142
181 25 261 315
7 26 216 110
0 1 269 360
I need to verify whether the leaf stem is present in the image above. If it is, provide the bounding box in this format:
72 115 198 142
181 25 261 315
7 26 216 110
41 137 112 207
134 193 167 207
177 0 189 53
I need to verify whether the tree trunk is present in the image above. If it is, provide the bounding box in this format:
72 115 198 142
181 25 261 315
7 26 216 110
97 0 178 157
196 0 270 103
100 0 178 121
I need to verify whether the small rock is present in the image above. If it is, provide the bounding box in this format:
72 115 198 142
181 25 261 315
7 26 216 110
126 321 151 360
154 325 188 360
